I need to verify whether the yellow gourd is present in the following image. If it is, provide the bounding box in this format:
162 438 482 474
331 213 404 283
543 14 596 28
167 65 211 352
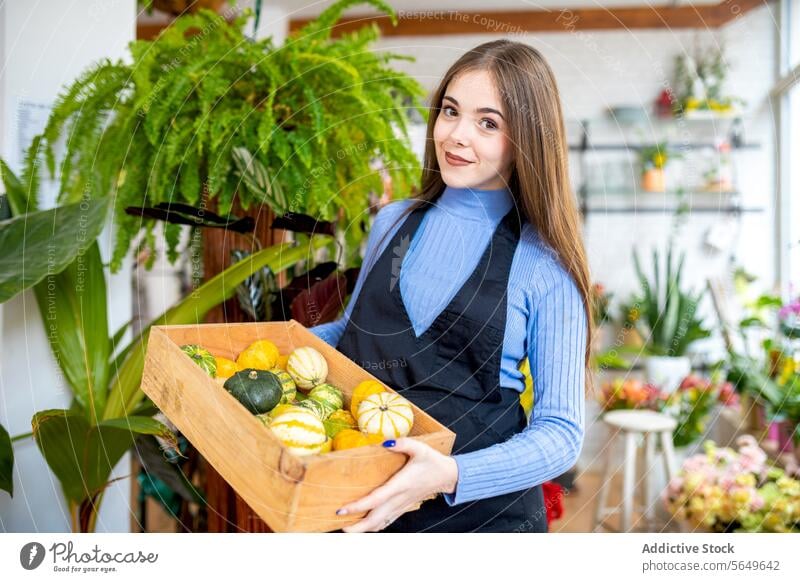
215 356 240 379
349 380 386 417
236 339 280 371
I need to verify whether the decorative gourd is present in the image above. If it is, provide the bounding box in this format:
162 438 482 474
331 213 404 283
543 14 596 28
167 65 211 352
295 397 330 421
269 368 297 403
357 392 414 439
308 383 343 414
276 354 290 370
236 339 280 371
332 429 383 451
180 344 217 377
215 356 239 379
286 346 328 390
269 409 328 456
223 369 283 414
268 403 303 419
323 409 357 438
350 379 386 417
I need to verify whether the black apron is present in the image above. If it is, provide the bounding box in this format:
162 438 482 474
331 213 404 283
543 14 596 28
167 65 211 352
336 200 547 533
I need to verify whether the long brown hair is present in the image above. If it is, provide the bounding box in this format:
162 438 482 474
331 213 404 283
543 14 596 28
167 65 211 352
372 39 594 389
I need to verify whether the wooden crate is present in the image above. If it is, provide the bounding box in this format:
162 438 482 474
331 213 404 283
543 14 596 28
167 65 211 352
141 320 456 532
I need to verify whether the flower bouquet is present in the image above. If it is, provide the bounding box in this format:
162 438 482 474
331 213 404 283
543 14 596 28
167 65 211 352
664 436 800 532
598 378 666 412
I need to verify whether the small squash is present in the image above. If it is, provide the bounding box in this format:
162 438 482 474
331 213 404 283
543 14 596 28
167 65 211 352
308 383 344 414
295 397 330 421
215 356 239 379
269 368 297 403
223 369 283 415
357 392 414 439
180 344 217 377
349 379 386 417
269 408 328 456
236 339 280 371
286 346 328 390
323 409 357 438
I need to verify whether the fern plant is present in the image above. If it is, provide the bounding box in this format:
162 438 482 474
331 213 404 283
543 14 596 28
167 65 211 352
22 0 425 272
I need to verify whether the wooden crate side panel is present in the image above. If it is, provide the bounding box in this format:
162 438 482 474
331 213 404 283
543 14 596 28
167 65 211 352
141 327 303 531
158 322 297 361
288 430 455 532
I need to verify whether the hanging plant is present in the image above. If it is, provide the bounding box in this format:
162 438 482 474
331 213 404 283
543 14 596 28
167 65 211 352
22 0 425 272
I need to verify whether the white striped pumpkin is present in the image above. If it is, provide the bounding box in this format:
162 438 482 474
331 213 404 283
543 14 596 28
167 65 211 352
269 409 328 456
286 346 328 390
357 392 414 439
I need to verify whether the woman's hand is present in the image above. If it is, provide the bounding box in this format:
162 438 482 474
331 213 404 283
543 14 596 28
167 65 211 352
336 438 459 533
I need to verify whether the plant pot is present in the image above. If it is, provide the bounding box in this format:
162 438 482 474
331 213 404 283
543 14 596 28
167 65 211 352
620 325 644 349
644 355 691 394
641 168 665 192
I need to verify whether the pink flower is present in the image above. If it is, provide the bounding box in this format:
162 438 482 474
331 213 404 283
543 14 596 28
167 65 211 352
717 382 738 406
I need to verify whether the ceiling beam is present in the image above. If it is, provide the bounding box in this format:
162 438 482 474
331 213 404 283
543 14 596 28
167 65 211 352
286 0 768 37
137 1 769 41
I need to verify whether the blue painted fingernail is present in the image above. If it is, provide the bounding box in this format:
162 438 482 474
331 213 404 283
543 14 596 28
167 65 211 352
382 439 396 448
336 508 348 516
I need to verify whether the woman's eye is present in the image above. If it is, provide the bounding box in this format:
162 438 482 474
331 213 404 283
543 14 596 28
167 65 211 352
442 106 457 117
480 118 498 130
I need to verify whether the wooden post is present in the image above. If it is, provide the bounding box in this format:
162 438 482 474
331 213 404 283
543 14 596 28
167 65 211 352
200 195 285 532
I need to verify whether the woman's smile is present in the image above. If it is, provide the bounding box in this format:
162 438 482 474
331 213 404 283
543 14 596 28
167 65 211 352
444 151 474 166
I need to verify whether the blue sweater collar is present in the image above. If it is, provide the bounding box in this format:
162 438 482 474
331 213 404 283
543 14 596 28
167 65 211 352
436 185 514 223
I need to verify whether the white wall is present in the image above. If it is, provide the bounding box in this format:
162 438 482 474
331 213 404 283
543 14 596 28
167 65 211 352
0 0 137 533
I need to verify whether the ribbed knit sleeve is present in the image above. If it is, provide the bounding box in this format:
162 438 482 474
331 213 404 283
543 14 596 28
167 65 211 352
442 257 587 506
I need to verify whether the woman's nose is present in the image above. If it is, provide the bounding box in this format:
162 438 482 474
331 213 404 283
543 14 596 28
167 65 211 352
447 116 472 147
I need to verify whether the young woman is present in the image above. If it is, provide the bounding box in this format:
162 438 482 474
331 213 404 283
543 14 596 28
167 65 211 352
309 39 593 533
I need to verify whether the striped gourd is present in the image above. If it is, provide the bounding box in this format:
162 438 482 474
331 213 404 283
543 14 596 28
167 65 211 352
269 368 297 403
357 392 414 439
286 346 328 390
308 383 343 413
295 397 330 421
269 409 328 456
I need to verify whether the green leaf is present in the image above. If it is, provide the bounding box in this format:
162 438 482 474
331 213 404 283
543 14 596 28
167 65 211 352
32 409 175 504
232 146 288 213
33 242 110 422
0 423 13 496
739 316 766 329
0 197 110 303
0 159 30 217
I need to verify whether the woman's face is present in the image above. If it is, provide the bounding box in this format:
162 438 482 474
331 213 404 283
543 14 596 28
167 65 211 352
433 69 514 191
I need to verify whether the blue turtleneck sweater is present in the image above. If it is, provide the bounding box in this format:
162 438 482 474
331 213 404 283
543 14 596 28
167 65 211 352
309 185 587 506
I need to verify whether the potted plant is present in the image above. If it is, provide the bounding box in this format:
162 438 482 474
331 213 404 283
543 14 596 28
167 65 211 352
25 1 425 273
639 141 670 192
671 42 746 119
631 243 712 392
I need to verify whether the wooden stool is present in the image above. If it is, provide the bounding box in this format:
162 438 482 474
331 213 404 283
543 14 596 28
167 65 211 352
592 409 678 532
